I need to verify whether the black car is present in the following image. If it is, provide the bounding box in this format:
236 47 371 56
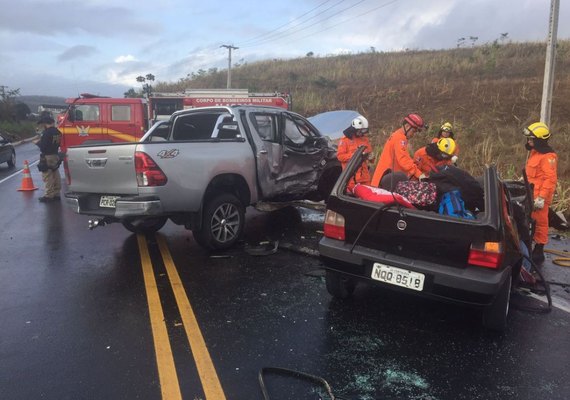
0 133 16 168
319 147 532 331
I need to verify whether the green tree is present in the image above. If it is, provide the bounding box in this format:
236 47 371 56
0 86 20 121
14 102 31 120
124 88 143 98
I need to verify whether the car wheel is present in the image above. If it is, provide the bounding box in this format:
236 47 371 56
122 217 168 234
192 193 244 250
325 269 356 299
7 151 15 168
482 272 512 332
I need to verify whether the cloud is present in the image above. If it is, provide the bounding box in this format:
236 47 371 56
115 55 138 63
0 1 160 37
58 45 98 61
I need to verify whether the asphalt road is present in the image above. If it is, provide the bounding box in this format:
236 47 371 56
1 142 570 400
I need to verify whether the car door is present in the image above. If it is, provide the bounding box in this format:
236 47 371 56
247 109 328 199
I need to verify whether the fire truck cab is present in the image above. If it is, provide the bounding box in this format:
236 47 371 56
59 94 148 152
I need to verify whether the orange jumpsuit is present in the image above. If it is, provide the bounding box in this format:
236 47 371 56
337 135 373 190
526 149 558 244
413 146 452 174
371 128 422 187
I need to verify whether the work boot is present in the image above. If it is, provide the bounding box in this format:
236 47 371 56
532 244 545 265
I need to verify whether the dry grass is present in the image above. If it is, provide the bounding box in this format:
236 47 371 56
156 41 570 215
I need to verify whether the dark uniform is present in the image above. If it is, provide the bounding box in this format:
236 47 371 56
36 118 62 201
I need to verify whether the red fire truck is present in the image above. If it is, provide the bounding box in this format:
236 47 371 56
58 90 291 151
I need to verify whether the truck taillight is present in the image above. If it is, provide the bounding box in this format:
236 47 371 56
323 210 345 241
468 241 504 269
63 155 71 185
135 151 167 187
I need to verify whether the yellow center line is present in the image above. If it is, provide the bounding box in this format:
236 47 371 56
156 234 227 400
137 234 183 400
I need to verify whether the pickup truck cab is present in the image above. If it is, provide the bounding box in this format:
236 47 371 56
318 147 532 331
65 106 340 249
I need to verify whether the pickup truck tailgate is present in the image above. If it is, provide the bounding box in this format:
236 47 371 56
67 144 139 195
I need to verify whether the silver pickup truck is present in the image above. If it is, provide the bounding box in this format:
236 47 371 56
64 105 340 249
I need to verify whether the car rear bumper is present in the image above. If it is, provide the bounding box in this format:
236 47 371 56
65 192 164 218
319 236 511 307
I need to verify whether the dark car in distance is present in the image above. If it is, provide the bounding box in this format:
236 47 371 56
0 133 16 168
319 147 532 331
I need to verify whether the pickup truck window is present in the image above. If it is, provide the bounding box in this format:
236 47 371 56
172 112 225 141
250 113 277 142
283 114 317 146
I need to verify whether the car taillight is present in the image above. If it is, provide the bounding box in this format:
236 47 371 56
135 151 167 187
323 210 345 241
468 241 504 269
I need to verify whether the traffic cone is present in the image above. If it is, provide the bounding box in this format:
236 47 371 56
17 160 38 191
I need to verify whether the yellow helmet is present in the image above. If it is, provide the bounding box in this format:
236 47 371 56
440 122 453 132
437 137 456 155
523 122 550 139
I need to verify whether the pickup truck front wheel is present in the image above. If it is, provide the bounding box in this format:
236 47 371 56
193 193 245 250
122 217 168 234
482 272 512 332
325 270 356 299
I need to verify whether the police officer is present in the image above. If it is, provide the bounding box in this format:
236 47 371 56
523 122 558 264
35 116 62 202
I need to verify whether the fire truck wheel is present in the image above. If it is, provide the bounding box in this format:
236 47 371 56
192 193 245 250
122 217 168 234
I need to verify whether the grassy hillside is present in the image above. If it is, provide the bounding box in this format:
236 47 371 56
156 40 570 213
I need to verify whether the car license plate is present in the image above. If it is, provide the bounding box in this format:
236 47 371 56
99 196 120 208
371 263 425 291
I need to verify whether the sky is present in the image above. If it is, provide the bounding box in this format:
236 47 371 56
1 0 568 98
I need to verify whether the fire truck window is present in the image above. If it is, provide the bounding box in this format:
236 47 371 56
250 113 276 142
111 105 131 121
75 105 100 121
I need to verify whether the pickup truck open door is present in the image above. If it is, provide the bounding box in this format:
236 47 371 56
245 109 335 200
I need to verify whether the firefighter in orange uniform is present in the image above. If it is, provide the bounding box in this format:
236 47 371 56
432 122 459 164
414 137 456 175
523 122 558 264
337 116 373 192
371 113 427 188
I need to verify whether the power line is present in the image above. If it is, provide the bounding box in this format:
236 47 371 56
238 0 335 46
291 0 399 45
238 0 347 47
239 0 368 49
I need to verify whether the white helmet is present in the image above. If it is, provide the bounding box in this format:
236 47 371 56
352 116 369 130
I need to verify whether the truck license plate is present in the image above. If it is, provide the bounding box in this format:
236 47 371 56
371 263 425 291
99 196 120 208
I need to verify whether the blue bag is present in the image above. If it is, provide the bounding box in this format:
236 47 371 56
438 190 475 219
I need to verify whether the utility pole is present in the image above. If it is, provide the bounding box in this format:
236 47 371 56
220 44 238 89
540 0 559 126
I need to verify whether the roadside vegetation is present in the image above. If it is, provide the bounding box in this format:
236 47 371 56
155 40 570 214
0 87 35 140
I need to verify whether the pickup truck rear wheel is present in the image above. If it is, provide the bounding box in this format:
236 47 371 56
325 270 356 299
122 217 168 234
193 193 244 250
482 272 512 332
